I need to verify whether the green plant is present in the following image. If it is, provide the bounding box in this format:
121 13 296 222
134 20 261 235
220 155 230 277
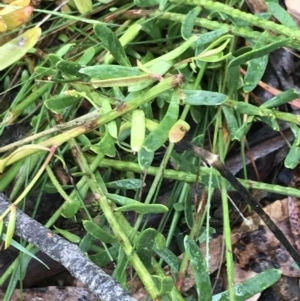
1 0 299 300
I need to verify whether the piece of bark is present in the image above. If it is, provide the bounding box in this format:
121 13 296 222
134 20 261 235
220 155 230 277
272 275 300 301
0 193 137 301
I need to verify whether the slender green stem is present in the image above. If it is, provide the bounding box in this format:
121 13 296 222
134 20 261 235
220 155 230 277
131 144 175 235
226 99 300 125
169 0 300 41
68 138 161 299
0 159 24 192
4 83 52 125
0 153 105 286
221 178 235 301
97 158 300 198
147 11 300 50
46 166 95 219
0 75 184 170
0 146 57 221
218 119 235 301
176 70 207 287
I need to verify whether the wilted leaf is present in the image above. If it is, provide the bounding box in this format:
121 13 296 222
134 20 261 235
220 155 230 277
168 120 190 143
0 26 41 71
1 6 33 31
0 0 30 15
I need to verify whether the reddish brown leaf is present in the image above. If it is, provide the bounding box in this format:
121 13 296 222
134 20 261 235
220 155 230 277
287 196 300 252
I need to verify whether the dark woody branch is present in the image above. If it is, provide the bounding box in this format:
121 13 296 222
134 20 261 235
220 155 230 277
177 140 300 267
0 193 137 301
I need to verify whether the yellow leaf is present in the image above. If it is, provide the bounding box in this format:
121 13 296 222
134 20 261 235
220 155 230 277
5 204 16 249
0 17 7 32
0 26 41 71
168 120 190 143
0 0 30 15
1 6 33 30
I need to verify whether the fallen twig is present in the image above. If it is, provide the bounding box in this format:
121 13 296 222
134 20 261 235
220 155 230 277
0 193 137 301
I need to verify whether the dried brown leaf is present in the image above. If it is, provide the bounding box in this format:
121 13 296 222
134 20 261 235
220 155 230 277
287 196 300 252
246 0 267 14
285 0 300 26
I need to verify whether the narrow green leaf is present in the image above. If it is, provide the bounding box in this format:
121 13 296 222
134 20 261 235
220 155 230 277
80 65 140 79
194 29 227 47
290 124 300 145
78 134 92 151
184 236 212 301
222 106 239 135
89 245 119 267
114 251 127 285
90 75 151 87
285 140 300 169
260 116 279 131
234 102 262 115
153 247 180 271
266 2 298 29
212 269 281 301
61 195 82 218
144 35 198 68
90 131 116 157
93 24 131 66
75 46 95 65
184 187 194 229
199 227 216 244
53 226 81 243
115 203 168 214
182 90 227 105
128 60 172 92
174 203 184 212
35 66 56 77
226 58 241 96
73 0 93 14
155 233 166 251
5 205 16 249
136 228 157 270
261 89 299 108
106 193 140 206
48 53 62 66
1 235 49 268
196 36 232 63
79 233 94 252
233 121 253 141
244 57 268 93
229 37 289 67
104 23 142 64
56 60 83 77
153 276 174 296
143 91 179 152
44 94 82 114
190 105 202 123
101 98 118 138
181 7 201 40
0 27 41 71
131 110 146 152
83 221 118 243
17 247 40 282
141 20 162 45
244 32 269 93
139 137 169 168
55 43 76 58
106 179 143 190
